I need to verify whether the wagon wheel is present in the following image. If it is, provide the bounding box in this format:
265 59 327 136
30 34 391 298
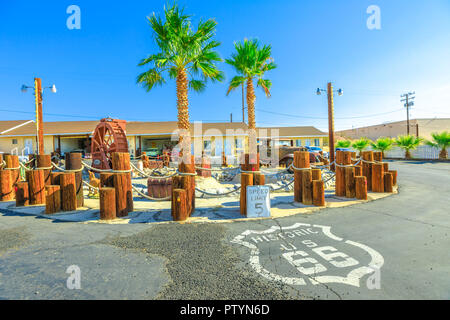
91 118 128 169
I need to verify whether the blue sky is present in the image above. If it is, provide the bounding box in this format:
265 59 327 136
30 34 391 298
1 0 449 131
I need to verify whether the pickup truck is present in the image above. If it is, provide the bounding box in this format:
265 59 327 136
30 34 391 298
260 146 322 172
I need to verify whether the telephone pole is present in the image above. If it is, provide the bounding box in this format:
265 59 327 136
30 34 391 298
317 83 343 168
400 92 415 135
21 78 57 155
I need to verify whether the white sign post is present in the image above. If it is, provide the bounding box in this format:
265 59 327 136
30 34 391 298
246 185 271 218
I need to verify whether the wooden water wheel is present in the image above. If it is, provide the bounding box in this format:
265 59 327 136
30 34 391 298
91 118 128 169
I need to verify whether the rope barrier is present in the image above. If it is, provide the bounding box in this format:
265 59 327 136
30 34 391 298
334 159 362 168
82 180 99 191
194 165 240 172
130 162 177 179
51 162 84 172
81 161 132 173
195 186 241 197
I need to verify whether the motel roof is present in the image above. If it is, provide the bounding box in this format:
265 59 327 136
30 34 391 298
0 120 326 138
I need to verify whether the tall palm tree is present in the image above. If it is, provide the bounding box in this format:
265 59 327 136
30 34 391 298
226 39 276 158
351 137 372 156
425 131 450 160
371 137 394 158
394 135 422 159
137 4 224 166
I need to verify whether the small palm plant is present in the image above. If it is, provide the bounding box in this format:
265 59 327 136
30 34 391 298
425 131 450 160
137 4 224 163
335 140 352 149
394 135 423 159
371 137 394 158
351 138 372 156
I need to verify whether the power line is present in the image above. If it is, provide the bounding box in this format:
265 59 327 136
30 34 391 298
255 107 405 120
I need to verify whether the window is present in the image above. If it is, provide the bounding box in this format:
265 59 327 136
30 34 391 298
304 139 311 146
314 139 320 146
295 140 302 147
12 139 18 145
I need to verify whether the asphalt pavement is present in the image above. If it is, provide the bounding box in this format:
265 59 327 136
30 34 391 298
0 160 448 300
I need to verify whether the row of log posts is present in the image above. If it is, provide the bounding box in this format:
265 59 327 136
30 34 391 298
335 150 369 200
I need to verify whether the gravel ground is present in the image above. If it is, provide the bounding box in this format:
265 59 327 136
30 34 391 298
105 223 298 300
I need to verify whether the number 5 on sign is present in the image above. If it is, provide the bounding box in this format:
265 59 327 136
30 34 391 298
246 186 271 218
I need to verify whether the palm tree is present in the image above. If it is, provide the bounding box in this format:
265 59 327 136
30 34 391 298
371 137 394 158
351 138 372 156
425 131 450 160
226 39 276 157
335 140 352 149
137 4 224 166
394 135 423 159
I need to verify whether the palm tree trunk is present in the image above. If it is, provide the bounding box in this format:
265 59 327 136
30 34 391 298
246 78 258 165
176 68 191 166
405 150 411 159
439 148 448 160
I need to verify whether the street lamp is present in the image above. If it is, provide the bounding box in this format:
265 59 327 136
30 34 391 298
316 83 343 169
21 78 57 155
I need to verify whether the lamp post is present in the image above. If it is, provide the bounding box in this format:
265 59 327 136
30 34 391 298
316 83 343 169
21 78 57 155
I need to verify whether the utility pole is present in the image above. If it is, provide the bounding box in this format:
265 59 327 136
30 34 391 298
401 92 415 135
317 83 343 169
21 79 57 155
34 78 44 155
327 82 335 167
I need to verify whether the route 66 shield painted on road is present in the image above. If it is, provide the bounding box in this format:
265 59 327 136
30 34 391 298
231 223 384 287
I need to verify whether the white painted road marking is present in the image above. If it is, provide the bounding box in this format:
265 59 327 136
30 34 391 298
231 223 385 288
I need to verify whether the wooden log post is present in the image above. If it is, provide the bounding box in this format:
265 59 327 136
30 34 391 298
60 173 77 211
335 151 347 197
362 151 374 191
111 152 133 214
345 167 356 198
384 172 393 193
0 153 2 167
15 181 29 207
302 169 313 205
240 173 253 216
65 152 84 207
0 170 13 201
312 169 322 181
45 185 61 214
372 163 384 193
180 154 196 216
100 172 115 187
389 170 398 186
383 162 389 173
5 155 20 190
355 176 368 200
50 172 63 185
355 165 362 177
313 180 325 207
172 189 188 221
28 154 36 169
36 154 52 186
222 152 227 167
26 170 45 205
351 151 357 164
100 187 116 220
294 151 310 202
254 173 265 186
113 173 130 217
374 152 383 162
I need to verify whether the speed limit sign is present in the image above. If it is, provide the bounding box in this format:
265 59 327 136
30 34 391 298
246 185 271 218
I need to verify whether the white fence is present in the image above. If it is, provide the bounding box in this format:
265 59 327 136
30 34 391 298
383 145 449 160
